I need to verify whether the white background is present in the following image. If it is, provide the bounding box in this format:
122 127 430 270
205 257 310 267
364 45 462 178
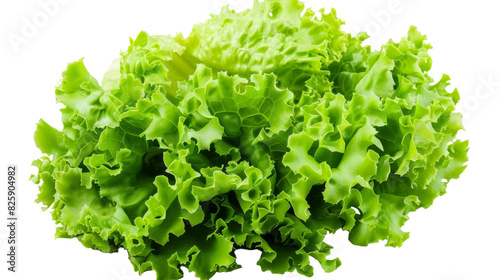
0 0 499 280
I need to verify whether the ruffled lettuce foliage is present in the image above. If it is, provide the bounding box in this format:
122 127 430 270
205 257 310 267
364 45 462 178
31 0 468 279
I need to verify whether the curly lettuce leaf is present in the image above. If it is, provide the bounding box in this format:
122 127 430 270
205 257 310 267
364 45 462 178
31 1 468 279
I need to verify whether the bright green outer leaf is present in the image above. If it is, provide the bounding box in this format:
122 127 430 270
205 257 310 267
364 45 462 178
182 0 347 96
32 1 468 279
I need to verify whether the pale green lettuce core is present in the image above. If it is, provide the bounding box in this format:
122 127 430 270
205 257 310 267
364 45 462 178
31 0 468 279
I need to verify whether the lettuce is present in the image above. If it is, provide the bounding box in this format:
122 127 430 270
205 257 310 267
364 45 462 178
31 0 468 279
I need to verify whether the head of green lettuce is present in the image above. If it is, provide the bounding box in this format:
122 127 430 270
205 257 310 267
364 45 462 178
31 0 468 279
